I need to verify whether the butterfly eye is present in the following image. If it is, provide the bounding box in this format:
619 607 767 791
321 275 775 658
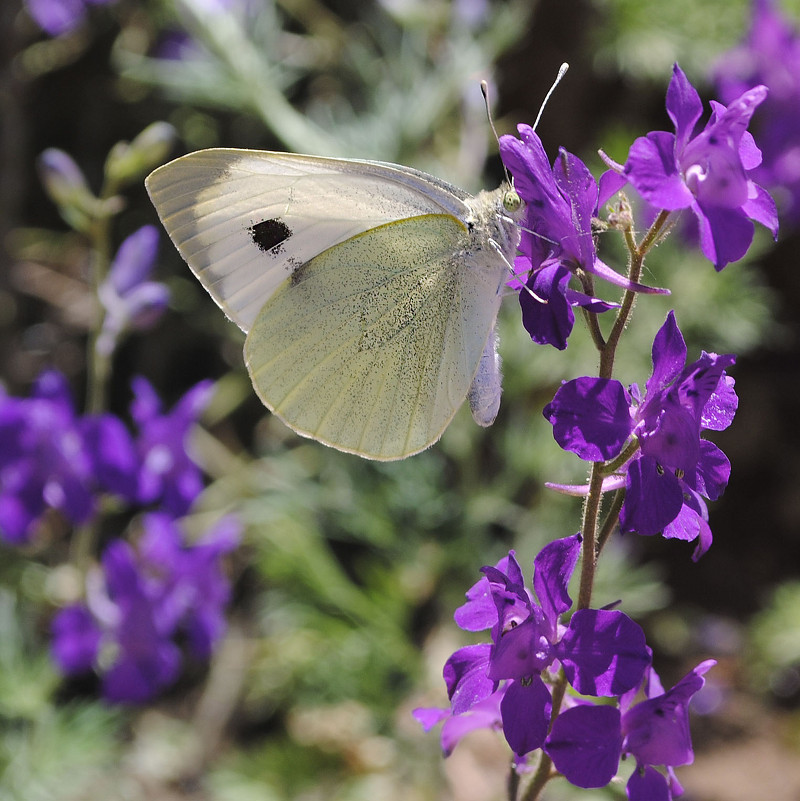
502 189 522 213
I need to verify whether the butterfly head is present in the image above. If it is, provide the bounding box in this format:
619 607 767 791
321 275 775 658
502 186 522 215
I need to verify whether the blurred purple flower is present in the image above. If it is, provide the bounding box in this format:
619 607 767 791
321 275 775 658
97 226 170 357
414 537 649 757
0 371 95 543
615 63 778 268
543 312 737 559
51 513 240 703
715 0 800 225
498 126 664 350
131 377 214 516
544 660 716 798
26 0 116 37
0 371 150 543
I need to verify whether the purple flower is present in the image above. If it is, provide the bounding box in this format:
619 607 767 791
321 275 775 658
96 226 170 357
51 513 240 703
131 377 214 516
0 371 95 543
414 536 650 757
137 513 241 658
498 126 664 350
0 371 151 543
620 63 778 268
543 660 716 798
543 312 737 559
714 0 800 226
25 0 115 37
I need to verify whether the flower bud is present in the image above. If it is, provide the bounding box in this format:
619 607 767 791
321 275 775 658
37 148 98 232
37 148 89 206
104 122 177 187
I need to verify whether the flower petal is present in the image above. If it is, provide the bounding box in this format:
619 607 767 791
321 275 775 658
701 374 738 431
667 64 704 153
627 766 671 801
545 704 623 788
625 131 694 210
693 200 755 269
619 455 684 535
443 643 495 714
501 677 552 755
742 181 779 238
557 609 650 696
533 533 581 629
646 311 688 397
519 263 574 349
544 377 633 462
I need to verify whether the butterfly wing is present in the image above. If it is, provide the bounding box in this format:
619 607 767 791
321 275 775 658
145 148 472 331
243 213 505 460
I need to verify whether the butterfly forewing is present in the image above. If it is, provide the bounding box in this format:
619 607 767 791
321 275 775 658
244 214 504 460
145 149 472 331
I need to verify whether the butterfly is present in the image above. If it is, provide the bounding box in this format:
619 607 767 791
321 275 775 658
145 149 524 460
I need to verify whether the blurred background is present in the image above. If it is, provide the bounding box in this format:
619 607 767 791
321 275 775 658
2 0 800 798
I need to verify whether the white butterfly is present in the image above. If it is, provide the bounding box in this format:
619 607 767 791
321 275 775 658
145 149 524 460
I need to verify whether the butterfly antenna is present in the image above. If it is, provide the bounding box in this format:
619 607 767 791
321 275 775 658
533 62 569 131
481 80 501 144
481 80 512 185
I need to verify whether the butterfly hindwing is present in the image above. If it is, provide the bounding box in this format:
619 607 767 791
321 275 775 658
244 213 503 460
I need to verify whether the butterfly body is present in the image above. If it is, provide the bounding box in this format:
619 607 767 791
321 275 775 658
146 149 523 460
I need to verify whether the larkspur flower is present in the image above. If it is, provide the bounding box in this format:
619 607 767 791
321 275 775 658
497 126 665 350
714 0 800 225
543 659 716 799
543 311 737 559
25 0 116 37
51 513 240 703
0 371 93 542
613 63 778 268
0 371 153 544
131 377 214 516
0 372 103 543
96 226 170 357
414 536 650 757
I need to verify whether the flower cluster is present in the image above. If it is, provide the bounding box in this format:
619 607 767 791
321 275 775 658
543 312 737 560
414 538 712 799
715 0 800 225
0 369 241 703
416 62 765 799
51 513 239 702
0 371 212 545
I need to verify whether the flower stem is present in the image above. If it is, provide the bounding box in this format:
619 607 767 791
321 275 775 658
599 209 670 379
84 180 120 415
597 488 625 553
577 462 605 610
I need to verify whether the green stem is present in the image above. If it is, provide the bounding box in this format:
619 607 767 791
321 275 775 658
83 178 120 415
599 209 670 379
577 462 605 610
597 489 625 554
507 759 521 801
521 753 554 801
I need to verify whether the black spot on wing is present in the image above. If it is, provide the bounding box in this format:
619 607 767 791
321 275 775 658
249 218 293 254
